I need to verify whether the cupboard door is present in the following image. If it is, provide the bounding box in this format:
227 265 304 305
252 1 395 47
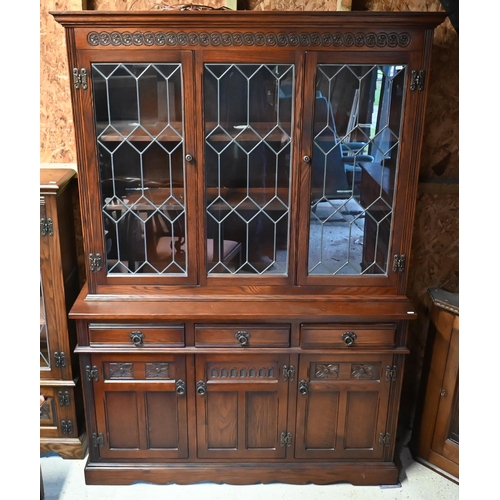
295 354 393 460
195 354 289 459
201 53 296 282
298 52 415 289
78 51 197 290
92 353 188 460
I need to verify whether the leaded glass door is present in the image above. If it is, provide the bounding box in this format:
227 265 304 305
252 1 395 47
80 51 197 289
203 57 295 281
299 53 410 288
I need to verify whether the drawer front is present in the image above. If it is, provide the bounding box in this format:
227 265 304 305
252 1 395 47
89 324 185 347
300 324 396 348
195 325 290 347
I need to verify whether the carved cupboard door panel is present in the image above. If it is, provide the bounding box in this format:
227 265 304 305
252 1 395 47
91 353 188 460
295 354 393 460
195 354 289 459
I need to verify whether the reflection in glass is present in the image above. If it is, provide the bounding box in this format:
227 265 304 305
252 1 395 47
204 64 294 275
308 64 406 276
92 63 187 275
40 274 49 369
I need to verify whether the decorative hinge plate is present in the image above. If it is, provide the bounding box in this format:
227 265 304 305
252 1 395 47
89 253 103 272
385 365 397 382
410 70 425 91
86 365 99 382
379 432 391 447
283 365 295 381
73 68 88 90
392 254 406 273
92 432 104 448
280 431 293 447
54 352 66 368
58 390 70 406
61 420 73 436
40 217 53 236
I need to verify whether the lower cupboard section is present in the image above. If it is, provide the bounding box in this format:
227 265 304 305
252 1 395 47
83 351 401 482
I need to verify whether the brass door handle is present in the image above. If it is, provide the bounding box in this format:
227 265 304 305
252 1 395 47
196 380 207 395
176 379 186 396
129 331 145 346
235 331 250 346
342 331 357 346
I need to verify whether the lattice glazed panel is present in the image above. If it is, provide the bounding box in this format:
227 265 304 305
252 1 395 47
92 63 187 275
308 64 406 276
204 63 294 275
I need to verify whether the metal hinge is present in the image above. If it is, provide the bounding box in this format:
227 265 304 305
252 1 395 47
86 365 99 382
61 420 74 435
280 431 293 447
92 432 104 448
379 432 391 447
392 254 406 273
54 352 66 368
58 390 70 406
410 70 425 91
73 68 88 90
40 217 53 236
282 365 295 381
385 365 397 382
89 253 103 272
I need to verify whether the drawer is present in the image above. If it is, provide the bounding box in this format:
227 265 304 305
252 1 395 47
88 324 185 347
195 325 290 347
300 324 396 348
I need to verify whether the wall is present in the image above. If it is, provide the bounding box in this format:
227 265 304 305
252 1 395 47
40 0 459 435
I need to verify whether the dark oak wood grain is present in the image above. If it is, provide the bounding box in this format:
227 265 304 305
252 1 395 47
52 10 446 486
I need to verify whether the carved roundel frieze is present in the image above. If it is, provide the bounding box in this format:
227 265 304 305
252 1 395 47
86 30 412 48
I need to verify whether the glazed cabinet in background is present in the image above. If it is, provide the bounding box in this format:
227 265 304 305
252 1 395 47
40 168 86 458
52 9 446 485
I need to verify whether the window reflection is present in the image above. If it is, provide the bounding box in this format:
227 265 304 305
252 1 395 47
308 64 406 276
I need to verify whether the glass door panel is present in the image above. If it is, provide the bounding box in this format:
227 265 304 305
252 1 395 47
40 274 50 370
204 63 294 275
308 64 406 276
92 63 187 275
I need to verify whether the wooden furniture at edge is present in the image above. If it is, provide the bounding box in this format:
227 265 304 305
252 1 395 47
40 168 86 458
52 10 446 485
412 288 459 483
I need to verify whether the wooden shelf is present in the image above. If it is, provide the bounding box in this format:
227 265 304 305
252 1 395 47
97 121 183 142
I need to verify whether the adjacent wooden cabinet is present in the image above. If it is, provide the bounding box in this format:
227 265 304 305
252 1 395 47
412 288 459 483
52 9 446 485
40 168 86 459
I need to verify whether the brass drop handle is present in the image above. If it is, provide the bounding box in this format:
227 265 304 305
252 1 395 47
129 331 145 346
303 155 311 163
341 331 357 346
298 380 309 395
176 379 186 396
185 154 194 162
235 331 250 346
196 380 207 396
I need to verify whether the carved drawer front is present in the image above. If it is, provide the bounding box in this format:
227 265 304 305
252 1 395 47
88 324 185 347
300 324 396 348
195 324 290 347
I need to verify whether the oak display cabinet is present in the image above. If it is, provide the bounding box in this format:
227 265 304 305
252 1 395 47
52 9 446 485
412 288 459 483
40 168 86 458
